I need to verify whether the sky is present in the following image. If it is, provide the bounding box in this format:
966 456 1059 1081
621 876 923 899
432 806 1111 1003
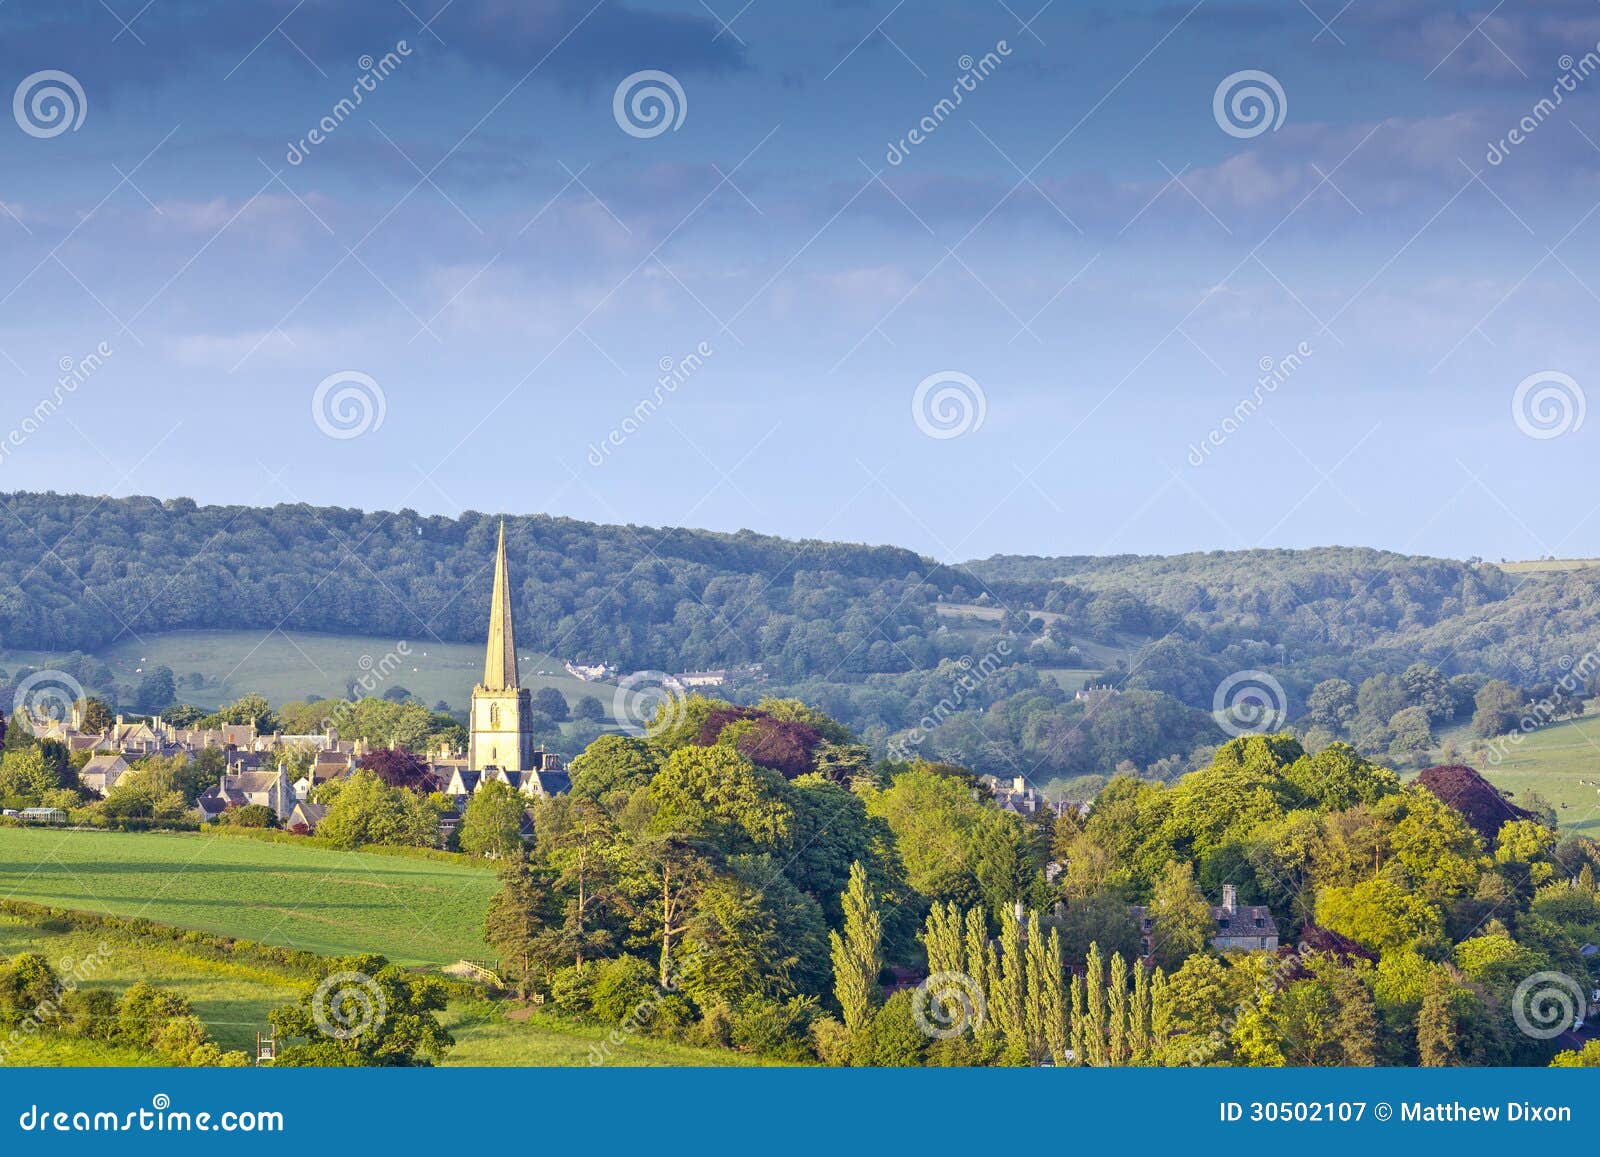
1 0 1598 564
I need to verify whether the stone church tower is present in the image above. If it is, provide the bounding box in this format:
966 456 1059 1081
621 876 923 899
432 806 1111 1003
468 522 536 771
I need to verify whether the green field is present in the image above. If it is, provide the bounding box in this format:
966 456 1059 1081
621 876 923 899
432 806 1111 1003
1464 712 1600 836
0 629 614 715
0 828 498 964
0 916 754 1066
0 915 294 1054
1495 558 1600 574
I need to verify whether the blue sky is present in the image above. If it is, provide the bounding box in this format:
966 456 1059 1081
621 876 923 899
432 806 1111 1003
1 0 1599 563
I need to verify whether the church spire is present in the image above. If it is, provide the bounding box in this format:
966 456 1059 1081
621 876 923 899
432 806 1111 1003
482 520 519 690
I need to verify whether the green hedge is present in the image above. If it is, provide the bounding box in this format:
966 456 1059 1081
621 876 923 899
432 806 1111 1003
0 899 483 998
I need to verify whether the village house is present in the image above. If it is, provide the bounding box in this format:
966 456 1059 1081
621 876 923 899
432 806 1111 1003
197 768 295 823
286 800 327 835
77 753 131 797
1131 884 1280 958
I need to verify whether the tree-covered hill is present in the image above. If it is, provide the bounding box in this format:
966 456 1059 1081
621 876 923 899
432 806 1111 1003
0 491 959 677
5 491 1599 796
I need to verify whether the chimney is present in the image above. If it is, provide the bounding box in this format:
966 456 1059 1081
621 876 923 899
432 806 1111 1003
1222 884 1237 914
1013 775 1026 793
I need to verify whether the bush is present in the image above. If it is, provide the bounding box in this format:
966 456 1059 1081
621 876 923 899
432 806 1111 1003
856 990 927 1067
728 995 818 1061
221 804 278 829
548 964 596 1016
588 955 660 1026
809 1014 852 1065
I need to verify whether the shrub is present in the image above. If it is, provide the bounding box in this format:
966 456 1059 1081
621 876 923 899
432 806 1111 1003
548 964 596 1016
588 955 660 1026
728 995 818 1061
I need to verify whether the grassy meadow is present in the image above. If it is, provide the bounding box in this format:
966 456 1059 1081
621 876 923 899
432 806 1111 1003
0 629 613 715
0 913 752 1066
0 827 498 964
1460 712 1600 836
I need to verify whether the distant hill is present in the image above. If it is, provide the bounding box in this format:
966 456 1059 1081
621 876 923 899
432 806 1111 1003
5 491 1596 688
0 491 955 680
8 491 1600 799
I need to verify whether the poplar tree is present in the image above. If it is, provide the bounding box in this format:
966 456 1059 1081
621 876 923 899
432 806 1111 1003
923 901 963 978
1108 951 1130 1065
1083 941 1108 1066
1069 973 1087 1065
1130 960 1152 1061
1023 914 1066 1065
829 861 882 1042
1150 965 1173 1060
964 906 995 1040
991 909 1027 1054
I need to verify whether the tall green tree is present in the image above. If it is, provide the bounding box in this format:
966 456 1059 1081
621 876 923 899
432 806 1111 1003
829 860 882 1047
458 779 526 858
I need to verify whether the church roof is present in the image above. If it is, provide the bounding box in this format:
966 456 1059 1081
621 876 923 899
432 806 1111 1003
482 520 520 691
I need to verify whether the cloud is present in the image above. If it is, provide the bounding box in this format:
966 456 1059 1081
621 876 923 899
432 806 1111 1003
0 0 745 94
